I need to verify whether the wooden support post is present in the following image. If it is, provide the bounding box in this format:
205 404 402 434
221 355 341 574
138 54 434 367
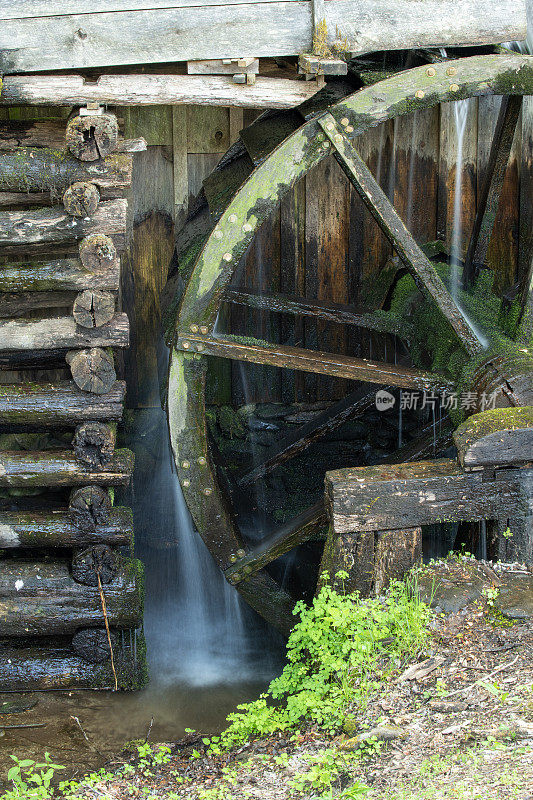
67 348 117 394
72 544 119 586
374 528 422 594
73 422 116 467
69 485 113 531
73 290 115 328
63 182 100 217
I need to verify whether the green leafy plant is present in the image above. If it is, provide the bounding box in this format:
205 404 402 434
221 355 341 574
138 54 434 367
216 574 430 750
4 754 64 799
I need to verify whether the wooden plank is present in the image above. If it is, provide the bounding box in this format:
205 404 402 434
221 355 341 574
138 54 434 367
187 106 230 154
0 1 525 73
1 74 320 109
224 288 413 337
326 459 529 534
0 199 127 253
225 501 327 584
237 384 376 486
0 313 129 353
0 0 299 17
0 448 133 487
453 407 533 468
324 0 526 57
175 332 452 390
0 4 312 73
0 508 132 548
0 119 141 152
319 114 483 357
0 380 125 426
279 177 305 401
0 257 120 292
463 95 522 285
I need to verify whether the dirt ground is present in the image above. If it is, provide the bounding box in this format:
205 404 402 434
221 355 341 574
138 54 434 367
52 558 533 800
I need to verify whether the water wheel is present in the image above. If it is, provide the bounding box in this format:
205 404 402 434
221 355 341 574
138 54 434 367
164 52 533 634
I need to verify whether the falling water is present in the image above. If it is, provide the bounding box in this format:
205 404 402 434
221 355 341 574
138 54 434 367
134 405 256 686
450 99 469 296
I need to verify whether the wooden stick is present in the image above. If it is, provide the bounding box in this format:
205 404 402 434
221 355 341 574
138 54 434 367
237 385 376 486
66 113 119 162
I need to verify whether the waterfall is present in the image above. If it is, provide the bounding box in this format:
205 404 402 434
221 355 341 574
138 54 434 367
450 99 469 296
134 405 254 687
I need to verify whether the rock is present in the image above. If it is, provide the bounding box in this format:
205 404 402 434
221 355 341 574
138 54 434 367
495 574 533 619
416 573 485 614
340 725 407 749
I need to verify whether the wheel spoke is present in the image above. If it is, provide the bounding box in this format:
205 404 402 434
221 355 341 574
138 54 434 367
224 289 414 337
238 384 377 487
318 113 483 357
463 95 523 284
175 332 452 391
225 502 327 584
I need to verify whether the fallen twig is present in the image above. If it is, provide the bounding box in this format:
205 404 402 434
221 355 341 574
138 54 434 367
0 723 46 730
71 715 106 759
96 562 118 692
445 655 519 698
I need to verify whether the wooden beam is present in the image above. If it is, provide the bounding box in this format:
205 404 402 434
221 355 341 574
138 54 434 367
0 557 141 636
0 644 142 690
0 381 125 427
318 113 483 356
0 118 145 153
0 199 127 253
0 313 129 353
225 501 327 584
0 148 132 197
453 407 533 468
175 333 452 391
0 508 132 548
0 256 120 293
237 384 376 486
224 289 414 337
0 74 320 109
463 95 523 284
326 459 530 534
0 448 133 487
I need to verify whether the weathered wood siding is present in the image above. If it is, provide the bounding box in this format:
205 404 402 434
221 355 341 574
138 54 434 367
0 0 525 73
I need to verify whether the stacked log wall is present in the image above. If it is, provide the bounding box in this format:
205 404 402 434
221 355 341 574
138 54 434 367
0 104 145 690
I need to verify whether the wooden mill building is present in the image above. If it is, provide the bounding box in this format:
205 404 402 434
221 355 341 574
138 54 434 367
0 0 532 687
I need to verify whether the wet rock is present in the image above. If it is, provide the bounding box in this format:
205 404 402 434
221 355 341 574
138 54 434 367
255 403 291 420
416 572 485 614
340 725 407 749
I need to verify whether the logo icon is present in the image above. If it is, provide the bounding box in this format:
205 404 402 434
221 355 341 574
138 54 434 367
375 389 396 411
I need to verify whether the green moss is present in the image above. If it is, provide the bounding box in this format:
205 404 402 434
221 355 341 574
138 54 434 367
454 406 533 444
